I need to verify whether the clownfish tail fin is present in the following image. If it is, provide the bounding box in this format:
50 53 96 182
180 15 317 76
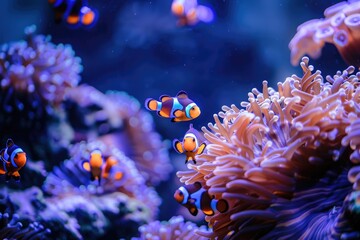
145 98 158 111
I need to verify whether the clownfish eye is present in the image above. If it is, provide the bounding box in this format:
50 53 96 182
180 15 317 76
179 191 183 196
192 139 195 142
191 107 195 110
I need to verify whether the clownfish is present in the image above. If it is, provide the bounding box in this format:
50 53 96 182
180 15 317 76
48 0 98 28
171 0 214 26
145 91 201 122
174 182 229 216
173 124 206 164
82 150 123 185
0 139 27 182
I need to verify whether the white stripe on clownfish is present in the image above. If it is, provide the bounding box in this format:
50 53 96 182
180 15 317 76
10 148 24 168
184 133 199 151
170 98 183 117
156 102 162 111
185 102 196 118
178 186 189 204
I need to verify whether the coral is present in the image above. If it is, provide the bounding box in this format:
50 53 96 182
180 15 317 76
2 186 149 240
133 215 210 240
289 0 360 66
64 84 172 185
0 25 82 119
177 57 360 239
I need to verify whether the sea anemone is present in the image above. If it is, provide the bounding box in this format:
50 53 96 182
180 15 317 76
0 187 51 240
0 25 82 121
289 0 360 67
0 212 50 240
177 57 360 239
133 215 210 240
65 84 172 185
43 140 161 220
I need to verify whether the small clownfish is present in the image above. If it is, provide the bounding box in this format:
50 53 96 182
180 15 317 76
145 91 201 122
0 139 27 182
173 124 206 164
174 182 229 216
171 0 214 26
82 150 123 185
48 0 98 28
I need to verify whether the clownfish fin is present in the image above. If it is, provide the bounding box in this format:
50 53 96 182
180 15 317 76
173 139 184 154
80 7 97 26
189 206 198 216
159 94 172 102
202 208 215 216
114 172 123 180
216 199 229 213
173 110 183 118
197 143 207 155
6 139 14 148
189 123 194 129
82 161 91 172
0 169 5 175
158 110 169 118
145 98 158 111
176 90 188 99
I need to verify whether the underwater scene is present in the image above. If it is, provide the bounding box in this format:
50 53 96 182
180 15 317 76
1 0 360 239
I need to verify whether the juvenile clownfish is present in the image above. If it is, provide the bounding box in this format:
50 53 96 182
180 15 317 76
48 0 98 28
173 124 206 164
145 91 201 122
171 0 214 26
0 139 27 182
82 150 123 185
174 182 229 216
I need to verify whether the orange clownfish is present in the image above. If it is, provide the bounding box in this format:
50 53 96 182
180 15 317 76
48 0 98 28
173 124 206 164
0 139 27 182
171 0 214 26
174 182 229 216
82 150 123 185
145 91 201 122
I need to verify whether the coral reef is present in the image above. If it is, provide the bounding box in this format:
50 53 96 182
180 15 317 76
177 57 360 239
1 186 149 239
289 0 360 67
0 26 172 239
0 25 82 119
133 215 209 240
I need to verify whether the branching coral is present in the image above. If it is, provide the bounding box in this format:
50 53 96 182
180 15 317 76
133 215 210 240
177 57 360 239
289 0 360 66
65 84 172 185
0 25 82 119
